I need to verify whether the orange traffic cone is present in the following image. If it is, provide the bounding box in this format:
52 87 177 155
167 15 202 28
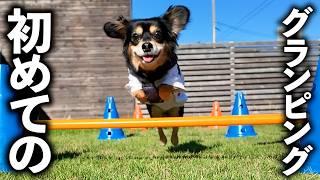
210 101 224 129
210 101 222 116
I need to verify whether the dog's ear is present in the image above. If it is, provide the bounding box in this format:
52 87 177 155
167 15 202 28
104 16 129 39
162 5 190 35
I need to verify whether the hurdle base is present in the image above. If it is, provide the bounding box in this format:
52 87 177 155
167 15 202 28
98 128 126 140
225 125 257 138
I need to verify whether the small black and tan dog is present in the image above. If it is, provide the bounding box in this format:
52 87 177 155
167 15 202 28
104 6 190 145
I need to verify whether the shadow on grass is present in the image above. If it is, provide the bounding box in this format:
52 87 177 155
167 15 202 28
167 140 220 153
126 133 135 138
53 151 83 161
255 140 283 146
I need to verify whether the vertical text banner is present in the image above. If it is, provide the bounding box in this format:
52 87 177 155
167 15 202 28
6 7 52 173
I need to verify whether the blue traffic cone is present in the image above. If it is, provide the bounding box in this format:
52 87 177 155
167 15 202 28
0 53 22 172
98 96 126 140
225 91 257 138
300 58 320 174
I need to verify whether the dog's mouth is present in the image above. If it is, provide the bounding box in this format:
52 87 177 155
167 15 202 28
141 55 155 63
138 53 159 63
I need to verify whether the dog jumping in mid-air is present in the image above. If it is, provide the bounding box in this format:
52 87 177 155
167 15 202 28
104 5 190 145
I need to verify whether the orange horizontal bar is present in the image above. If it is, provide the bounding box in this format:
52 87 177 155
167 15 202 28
38 114 285 130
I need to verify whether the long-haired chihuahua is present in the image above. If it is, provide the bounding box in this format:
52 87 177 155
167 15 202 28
104 6 190 145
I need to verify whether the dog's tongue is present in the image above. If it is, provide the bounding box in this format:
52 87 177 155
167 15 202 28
142 55 154 63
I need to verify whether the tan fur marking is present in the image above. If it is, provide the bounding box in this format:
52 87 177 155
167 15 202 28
132 89 148 103
149 25 159 34
128 44 141 71
134 26 143 34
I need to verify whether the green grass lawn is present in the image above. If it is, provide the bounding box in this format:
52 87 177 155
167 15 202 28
0 125 319 179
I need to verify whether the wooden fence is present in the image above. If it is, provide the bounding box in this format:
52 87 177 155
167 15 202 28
0 0 132 119
0 1 318 118
139 41 320 116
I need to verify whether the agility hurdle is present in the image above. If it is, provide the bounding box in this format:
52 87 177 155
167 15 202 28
39 114 285 130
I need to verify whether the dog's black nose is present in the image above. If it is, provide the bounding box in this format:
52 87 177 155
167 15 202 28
142 42 153 52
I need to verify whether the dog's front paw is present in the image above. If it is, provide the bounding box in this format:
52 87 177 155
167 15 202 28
132 90 148 103
158 84 174 101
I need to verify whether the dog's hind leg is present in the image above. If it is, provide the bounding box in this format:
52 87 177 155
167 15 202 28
171 127 179 146
146 105 167 145
157 128 167 146
167 106 184 146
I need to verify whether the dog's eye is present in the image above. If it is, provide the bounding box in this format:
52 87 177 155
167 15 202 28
153 31 162 40
131 33 141 42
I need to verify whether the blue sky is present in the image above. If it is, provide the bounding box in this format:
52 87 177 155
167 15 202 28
132 0 320 44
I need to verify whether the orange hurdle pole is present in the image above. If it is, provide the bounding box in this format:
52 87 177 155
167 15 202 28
39 114 285 130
